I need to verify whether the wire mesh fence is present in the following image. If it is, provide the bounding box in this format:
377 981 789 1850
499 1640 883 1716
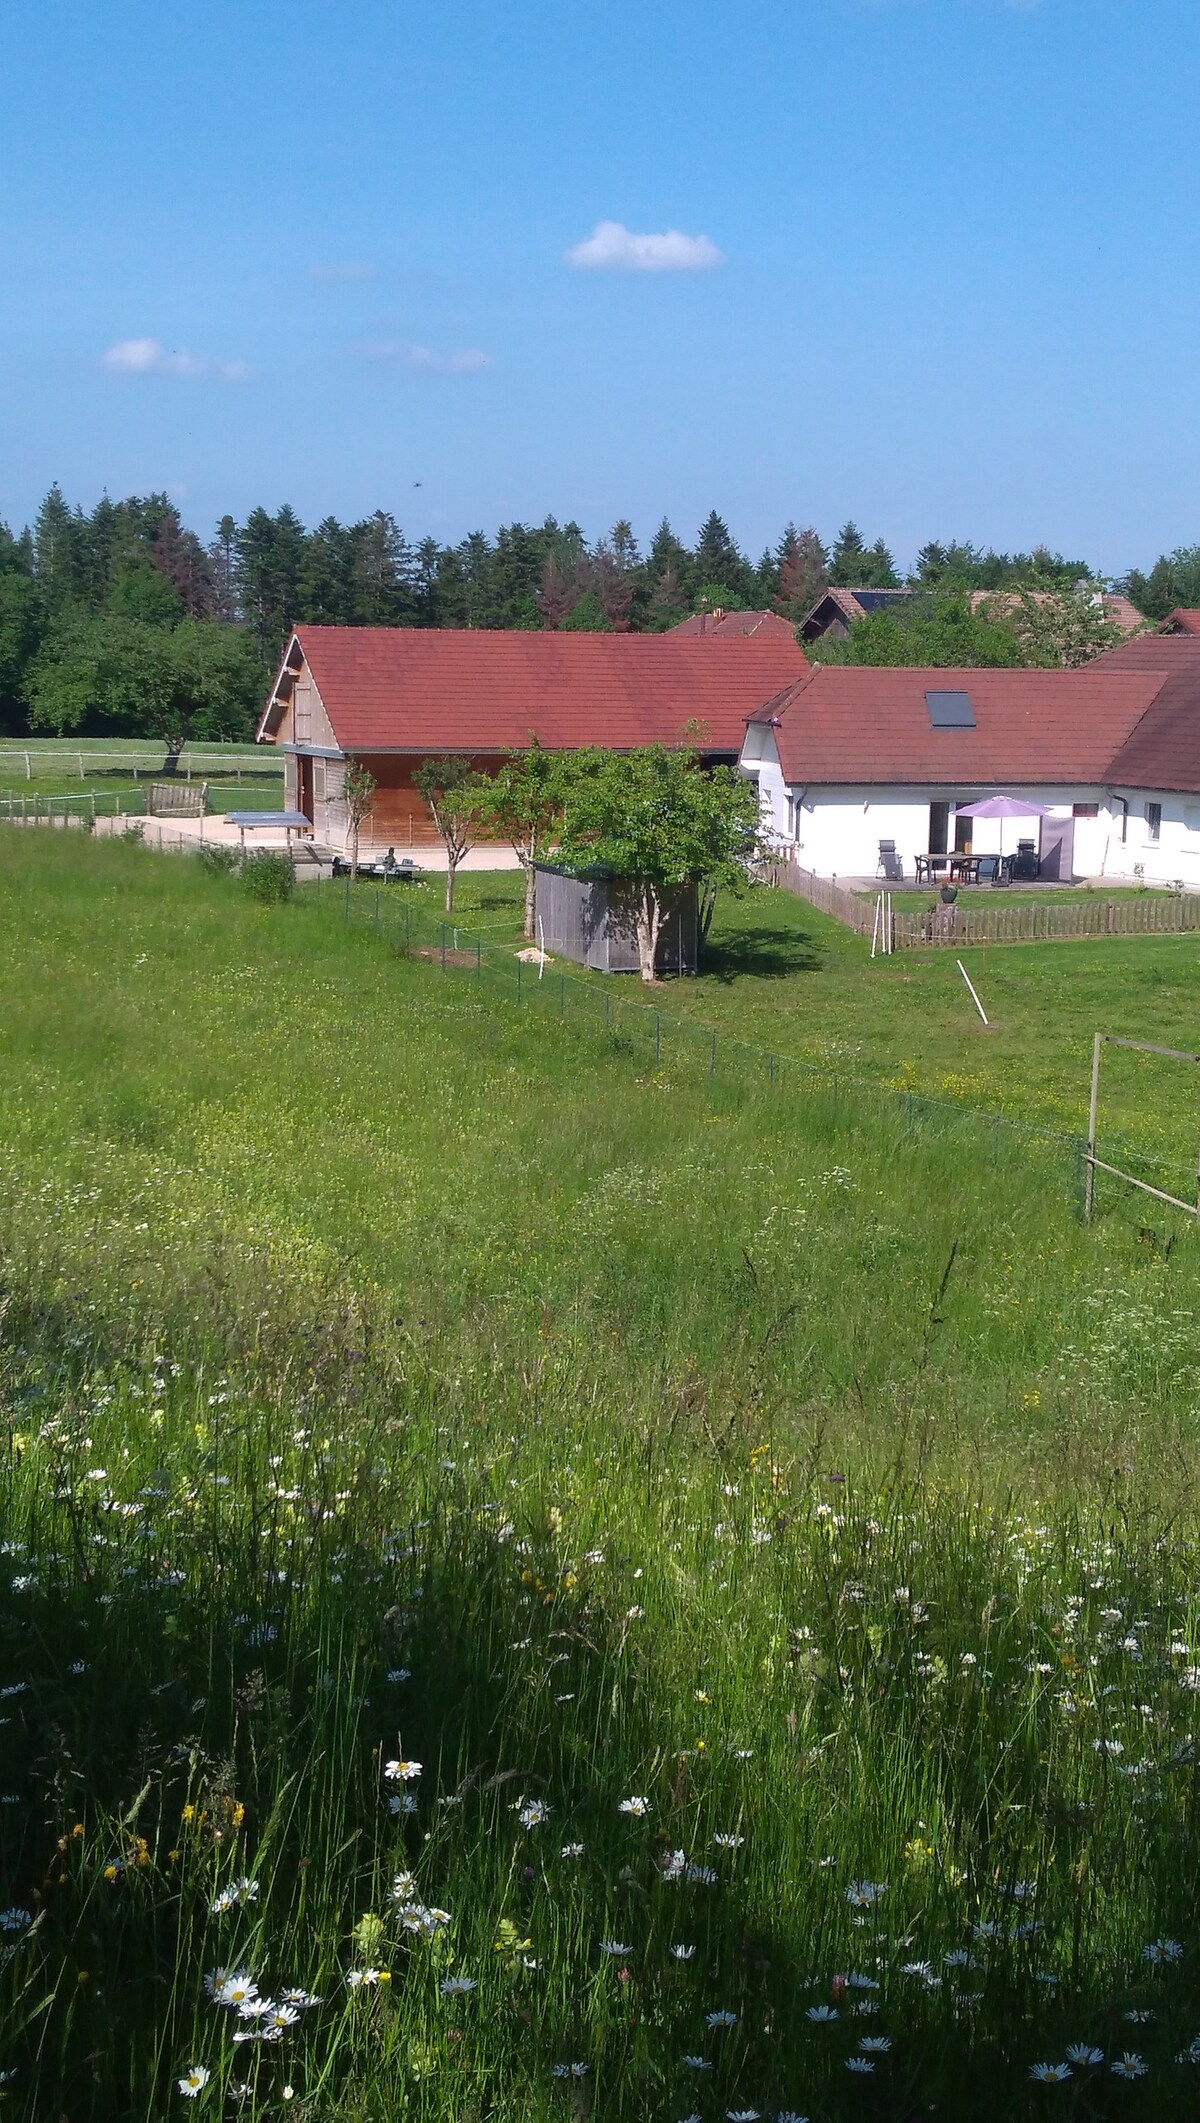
311 873 1112 1209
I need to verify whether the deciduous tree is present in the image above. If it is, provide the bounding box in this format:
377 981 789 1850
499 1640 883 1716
475 736 568 937
342 759 377 878
415 755 485 912
556 744 762 982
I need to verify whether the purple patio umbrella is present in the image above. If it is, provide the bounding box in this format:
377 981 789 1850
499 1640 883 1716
956 793 1049 860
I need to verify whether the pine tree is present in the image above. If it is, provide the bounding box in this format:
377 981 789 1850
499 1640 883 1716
693 511 754 603
32 485 83 612
774 525 828 618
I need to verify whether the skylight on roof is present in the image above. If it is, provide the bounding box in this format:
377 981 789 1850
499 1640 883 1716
925 689 975 729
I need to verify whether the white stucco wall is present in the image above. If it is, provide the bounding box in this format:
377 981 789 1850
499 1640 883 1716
740 743 1200 885
1102 791 1200 887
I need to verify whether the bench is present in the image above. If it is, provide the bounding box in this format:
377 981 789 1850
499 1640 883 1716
148 780 207 818
332 854 424 883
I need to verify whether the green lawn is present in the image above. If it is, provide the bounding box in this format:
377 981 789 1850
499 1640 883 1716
4 832 1200 2119
364 869 1200 1188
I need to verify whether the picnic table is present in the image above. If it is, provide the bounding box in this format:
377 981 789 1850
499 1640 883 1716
331 853 424 883
915 852 1015 886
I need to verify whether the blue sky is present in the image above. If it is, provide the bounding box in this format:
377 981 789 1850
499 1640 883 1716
2 0 1197 573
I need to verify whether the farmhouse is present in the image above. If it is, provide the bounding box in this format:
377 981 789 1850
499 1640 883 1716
740 656 1200 885
256 626 808 849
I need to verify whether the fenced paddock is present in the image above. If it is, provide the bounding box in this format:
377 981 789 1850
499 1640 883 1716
771 855 1200 949
0 744 280 784
302 875 1181 1217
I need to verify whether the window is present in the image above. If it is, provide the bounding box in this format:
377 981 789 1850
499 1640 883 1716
925 689 975 729
1073 802 1099 819
1146 802 1162 843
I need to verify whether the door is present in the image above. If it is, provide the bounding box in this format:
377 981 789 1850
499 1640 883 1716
928 801 950 855
297 755 315 824
1039 815 1074 881
954 806 972 854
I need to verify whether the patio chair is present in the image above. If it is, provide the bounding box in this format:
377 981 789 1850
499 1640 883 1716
877 839 904 882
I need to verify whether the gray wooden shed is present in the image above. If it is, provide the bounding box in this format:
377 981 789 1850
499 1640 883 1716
533 864 699 975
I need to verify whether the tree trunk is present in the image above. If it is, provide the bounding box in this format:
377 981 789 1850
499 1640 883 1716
445 859 457 914
350 818 360 881
522 857 536 939
636 882 663 983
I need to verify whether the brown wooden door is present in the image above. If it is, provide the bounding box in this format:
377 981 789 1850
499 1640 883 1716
297 755 315 823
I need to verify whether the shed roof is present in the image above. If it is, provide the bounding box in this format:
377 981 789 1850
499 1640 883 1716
754 665 1181 788
259 626 809 755
1160 608 1200 635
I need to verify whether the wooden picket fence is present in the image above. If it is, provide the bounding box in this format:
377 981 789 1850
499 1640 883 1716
769 856 1200 950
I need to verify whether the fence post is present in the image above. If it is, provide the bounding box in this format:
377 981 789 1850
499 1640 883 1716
1084 1029 1102 1222
441 924 447 970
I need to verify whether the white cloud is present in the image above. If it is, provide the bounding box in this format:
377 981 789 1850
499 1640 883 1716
103 338 250 382
355 340 492 374
311 261 378 282
565 220 724 272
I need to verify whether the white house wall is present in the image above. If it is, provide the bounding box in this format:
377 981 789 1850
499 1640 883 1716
741 760 1200 883
1103 791 1200 887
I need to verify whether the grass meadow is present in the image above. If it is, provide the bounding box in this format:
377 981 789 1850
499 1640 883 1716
3 832 1200 2119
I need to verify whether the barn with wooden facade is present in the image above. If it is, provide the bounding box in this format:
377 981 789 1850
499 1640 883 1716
255 626 809 852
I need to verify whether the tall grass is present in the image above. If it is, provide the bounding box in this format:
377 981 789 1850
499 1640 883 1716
2 833 1200 2117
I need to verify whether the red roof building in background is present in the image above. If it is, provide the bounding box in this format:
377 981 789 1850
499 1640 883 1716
257 623 809 849
666 607 797 640
1159 608 1200 635
740 657 1200 887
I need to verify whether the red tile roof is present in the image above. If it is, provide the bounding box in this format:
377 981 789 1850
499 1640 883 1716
1161 608 1200 635
1091 631 1200 790
667 608 797 640
758 665 1179 788
263 626 809 754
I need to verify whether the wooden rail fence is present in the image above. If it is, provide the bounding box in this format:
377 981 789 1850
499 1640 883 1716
770 856 1200 950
